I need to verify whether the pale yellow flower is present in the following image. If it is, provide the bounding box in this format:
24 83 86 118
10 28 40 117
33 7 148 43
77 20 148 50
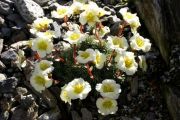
60 84 72 105
96 79 121 99
96 98 118 115
32 37 53 58
36 30 56 39
115 51 138 75
119 7 141 33
51 5 72 19
138 55 147 72
30 72 52 93
64 30 85 44
30 17 53 34
107 36 129 52
76 49 96 64
71 1 84 15
130 33 151 52
65 78 91 100
34 60 54 75
94 49 106 69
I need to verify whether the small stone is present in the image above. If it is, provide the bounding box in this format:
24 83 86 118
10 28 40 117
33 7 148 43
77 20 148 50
0 61 6 72
0 1 12 15
10 31 27 43
20 94 35 109
0 39 3 54
110 21 120 36
52 21 62 39
7 14 27 28
1 27 11 37
0 111 9 120
0 77 19 94
11 105 38 120
0 15 5 26
81 108 92 120
1 49 18 61
14 0 44 23
16 87 28 95
10 41 29 49
38 108 61 120
0 73 7 81
71 111 82 120
103 6 116 15
33 0 50 6
130 77 138 96
145 112 156 120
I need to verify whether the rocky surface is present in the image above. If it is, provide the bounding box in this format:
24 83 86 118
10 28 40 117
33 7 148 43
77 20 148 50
14 0 44 23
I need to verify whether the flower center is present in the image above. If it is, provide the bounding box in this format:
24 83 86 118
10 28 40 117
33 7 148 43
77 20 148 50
80 52 90 59
70 33 81 41
35 22 49 32
113 38 124 48
102 100 113 109
35 76 46 86
136 37 144 47
39 62 50 71
57 8 67 15
125 12 134 19
96 54 101 64
74 83 84 94
124 57 133 68
86 12 95 22
102 84 114 92
37 40 48 51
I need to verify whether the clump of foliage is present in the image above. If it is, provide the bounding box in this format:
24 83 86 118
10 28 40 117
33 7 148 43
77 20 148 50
15 0 152 116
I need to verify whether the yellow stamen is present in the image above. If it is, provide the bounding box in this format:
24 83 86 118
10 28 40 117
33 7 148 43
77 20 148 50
125 57 133 68
74 83 84 94
102 100 113 109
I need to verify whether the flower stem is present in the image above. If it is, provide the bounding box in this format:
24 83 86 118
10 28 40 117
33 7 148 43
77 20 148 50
95 23 102 46
64 15 69 29
86 63 94 80
73 44 77 64
34 52 41 60
80 24 84 33
108 49 115 65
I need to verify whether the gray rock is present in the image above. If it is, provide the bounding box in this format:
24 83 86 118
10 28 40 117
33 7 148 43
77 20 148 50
0 15 5 26
145 112 156 120
0 73 7 81
0 61 6 71
39 108 61 120
7 14 27 28
163 85 180 120
1 27 11 37
33 0 50 6
71 111 82 120
52 21 62 38
0 39 3 54
110 21 120 36
10 31 27 43
81 108 92 120
10 41 29 49
130 77 138 96
0 77 19 93
16 87 28 95
20 94 35 109
103 6 116 15
0 1 12 15
14 0 44 23
1 49 18 61
0 111 9 120
11 105 38 120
